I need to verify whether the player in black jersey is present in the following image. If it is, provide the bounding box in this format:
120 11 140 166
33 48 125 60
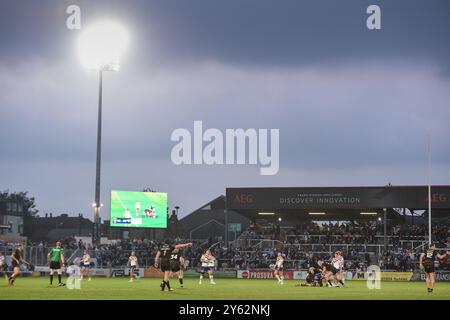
8 243 29 286
296 267 323 287
317 259 338 287
169 249 186 288
419 243 448 293
154 241 192 291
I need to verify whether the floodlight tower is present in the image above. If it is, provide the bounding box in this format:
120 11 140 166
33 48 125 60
78 21 128 246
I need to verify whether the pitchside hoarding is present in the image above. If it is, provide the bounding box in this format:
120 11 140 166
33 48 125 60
237 270 450 281
227 186 450 210
237 269 294 279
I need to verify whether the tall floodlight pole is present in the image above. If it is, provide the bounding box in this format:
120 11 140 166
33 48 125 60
224 209 229 248
427 136 432 245
93 69 103 246
383 207 387 253
78 21 129 246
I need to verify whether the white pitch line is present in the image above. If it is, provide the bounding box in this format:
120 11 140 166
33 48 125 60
112 191 127 210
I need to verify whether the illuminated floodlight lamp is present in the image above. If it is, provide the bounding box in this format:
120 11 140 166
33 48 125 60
77 20 129 71
258 212 275 215
308 212 326 215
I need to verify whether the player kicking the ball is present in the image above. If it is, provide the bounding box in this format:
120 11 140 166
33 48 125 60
199 249 216 285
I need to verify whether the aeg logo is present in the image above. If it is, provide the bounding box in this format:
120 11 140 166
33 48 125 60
426 193 448 203
233 194 253 204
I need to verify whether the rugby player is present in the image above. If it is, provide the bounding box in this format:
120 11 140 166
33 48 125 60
128 251 138 282
154 241 192 291
81 250 91 281
144 205 157 218
274 252 285 285
419 243 448 293
296 266 323 287
135 202 141 217
47 241 66 286
0 254 8 284
331 251 345 287
169 248 185 288
199 249 216 285
124 209 132 219
8 243 28 286
317 259 338 287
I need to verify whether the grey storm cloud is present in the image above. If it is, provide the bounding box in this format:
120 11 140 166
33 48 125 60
1 0 450 218
2 0 450 69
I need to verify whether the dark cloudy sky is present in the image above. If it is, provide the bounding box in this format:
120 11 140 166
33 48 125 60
1 0 449 219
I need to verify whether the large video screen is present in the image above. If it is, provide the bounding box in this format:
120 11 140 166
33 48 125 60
110 190 167 228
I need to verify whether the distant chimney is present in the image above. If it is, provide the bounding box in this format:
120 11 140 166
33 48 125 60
50 213 52 218
45 213 48 218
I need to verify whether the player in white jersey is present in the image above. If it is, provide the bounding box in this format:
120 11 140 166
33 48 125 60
81 250 91 281
128 252 139 282
199 249 216 285
124 209 132 219
135 202 141 217
0 254 8 283
274 252 285 285
331 251 345 287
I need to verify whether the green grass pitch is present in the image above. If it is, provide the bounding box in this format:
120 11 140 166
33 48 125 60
1 278 449 300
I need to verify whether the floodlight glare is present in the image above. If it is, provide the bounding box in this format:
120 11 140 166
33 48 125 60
78 20 129 70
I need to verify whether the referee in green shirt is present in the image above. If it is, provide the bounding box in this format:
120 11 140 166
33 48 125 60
47 241 65 286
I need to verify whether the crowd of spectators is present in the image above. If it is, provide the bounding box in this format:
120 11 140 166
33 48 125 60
284 222 449 245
